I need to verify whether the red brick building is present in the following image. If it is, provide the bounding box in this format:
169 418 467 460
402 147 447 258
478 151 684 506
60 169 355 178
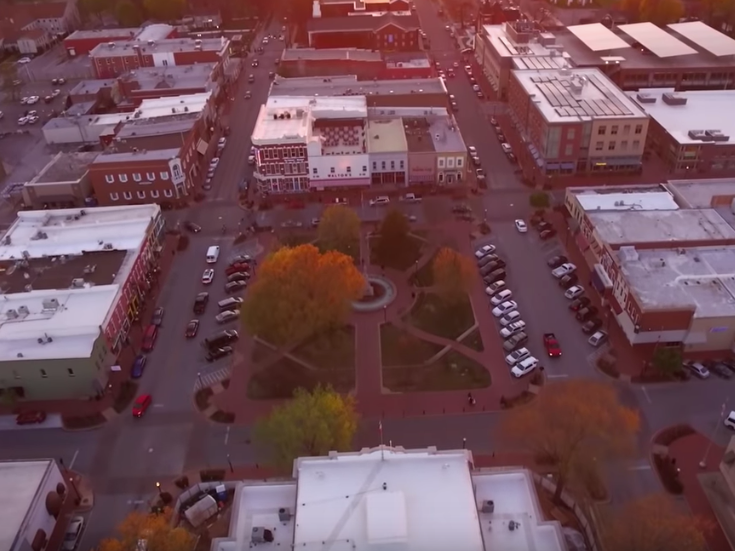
115 63 220 108
319 0 410 17
307 13 420 50
64 28 141 56
90 37 229 79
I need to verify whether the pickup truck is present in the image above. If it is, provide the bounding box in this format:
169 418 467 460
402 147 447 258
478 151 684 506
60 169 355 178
543 333 562 357
399 193 422 203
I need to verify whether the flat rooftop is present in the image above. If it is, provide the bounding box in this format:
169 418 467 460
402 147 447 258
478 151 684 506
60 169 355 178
43 113 126 130
93 147 181 163
0 460 53 551
212 447 565 551
89 37 227 58
367 118 407 152
281 48 381 62
429 116 464 152
629 88 735 146
403 117 435 153
306 13 419 33
69 79 115 96
29 151 99 185
573 189 680 211
270 75 447 98
66 28 139 40
116 115 197 139
482 23 571 58
513 67 648 123
133 91 211 120
589 209 735 246
120 63 216 92
619 245 735 317
667 178 735 208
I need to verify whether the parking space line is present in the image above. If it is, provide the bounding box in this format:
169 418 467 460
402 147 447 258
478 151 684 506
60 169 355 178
547 373 569 379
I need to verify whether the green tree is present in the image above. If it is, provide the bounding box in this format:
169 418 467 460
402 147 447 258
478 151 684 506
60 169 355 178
317 205 361 261
78 0 108 23
432 247 476 304
529 191 550 209
0 63 21 101
254 385 358 471
143 0 186 21
640 0 685 25
115 0 143 26
651 348 682 376
373 209 412 268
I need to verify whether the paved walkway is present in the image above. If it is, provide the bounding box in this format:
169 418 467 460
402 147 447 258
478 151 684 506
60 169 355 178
667 432 730 551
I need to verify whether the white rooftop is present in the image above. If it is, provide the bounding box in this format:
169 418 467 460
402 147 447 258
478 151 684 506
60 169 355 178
619 245 735 317
367 119 408 153
251 96 367 146
588 209 735 246
133 91 211 120
575 190 680 212
567 23 630 52
618 22 697 58
666 178 735 208
134 24 175 43
630 88 735 145
668 21 735 57
212 447 567 551
0 461 53 551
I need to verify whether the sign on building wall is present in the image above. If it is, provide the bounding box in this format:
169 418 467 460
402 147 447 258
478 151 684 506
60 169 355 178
169 158 185 185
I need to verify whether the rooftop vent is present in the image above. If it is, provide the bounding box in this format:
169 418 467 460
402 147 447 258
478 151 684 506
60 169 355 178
102 243 114 250
37 334 53 345
6 309 18 320
107 42 115 48
41 298 59 311
251 528 274 544
83 264 96 274
636 92 656 104
18 305 29 316
619 245 639 263
71 278 85 288
688 129 709 141
706 129 730 142
662 92 687 106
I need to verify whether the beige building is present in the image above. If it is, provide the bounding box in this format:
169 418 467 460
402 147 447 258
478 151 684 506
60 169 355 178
22 152 97 209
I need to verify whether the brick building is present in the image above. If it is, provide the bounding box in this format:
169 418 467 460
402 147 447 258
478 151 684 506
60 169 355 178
278 49 432 79
90 37 229 79
113 63 219 108
307 10 420 50
63 28 142 56
318 0 410 17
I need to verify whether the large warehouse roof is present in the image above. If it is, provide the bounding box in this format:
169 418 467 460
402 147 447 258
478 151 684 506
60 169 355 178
668 21 735 57
618 22 697 58
567 23 630 51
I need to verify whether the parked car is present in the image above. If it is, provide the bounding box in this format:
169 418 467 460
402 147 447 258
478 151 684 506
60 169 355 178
704 360 732 379
152 307 164 326
484 280 506 296
568 297 591 311
514 219 528 233
484 269 506 284
552 263 577 278
369 196 390 206
503 331 529 352
505 347 531 366
202 268 215 284
131 355 147 379
540 229 557 240
559 274 579 288
581 318 603 334
499 311 522 326
587 330 608 347
576 306 599 322
564 285 584 300
547 255 568 268
215 310 240 324
478 254 500 268
474 244 496 259
193 292 209 314
492 300 518 318
184 221 202 233
226 263 250 276
511 356 539 378
141 325 158 351
227 271 250 283
15 411 47 425
685 361 710 379
490 289 513 305
62 516 85 551
225 280 247 294
206 346 234 362
500 320 526 338
185 319 200 338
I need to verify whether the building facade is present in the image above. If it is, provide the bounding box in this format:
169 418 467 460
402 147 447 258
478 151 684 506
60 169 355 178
307 10 420 51
22 151 98 209
318 0 410 17
63 27 142 56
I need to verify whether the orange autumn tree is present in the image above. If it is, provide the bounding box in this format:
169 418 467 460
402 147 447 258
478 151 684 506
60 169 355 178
242 244 365 346
432 247 476 304
603 493 709 551
497 380 639 501
97 510 194 551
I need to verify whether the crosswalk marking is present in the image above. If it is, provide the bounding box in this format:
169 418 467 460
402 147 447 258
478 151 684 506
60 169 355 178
194 366 231 391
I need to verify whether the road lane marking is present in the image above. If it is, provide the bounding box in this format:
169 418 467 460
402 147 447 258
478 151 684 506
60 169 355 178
225 426 230 446
629 464 652 471
641 386 652 404
547 374 569 379
69 449 79 470
153 404 164 408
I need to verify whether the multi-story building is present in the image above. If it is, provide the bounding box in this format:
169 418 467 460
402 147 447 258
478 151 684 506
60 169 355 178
212 446 568 551
630 89 735 176
1 460 73 551
64 24 175 57
22 151 98 210
308 4 420 50
90 37 229 79
251 96 466 192
318 0 410 17
507 67 649 182
0 0 79 41
0 205 164 401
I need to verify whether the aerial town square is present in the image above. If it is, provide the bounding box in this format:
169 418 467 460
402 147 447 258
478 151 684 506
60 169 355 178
5 0 735 549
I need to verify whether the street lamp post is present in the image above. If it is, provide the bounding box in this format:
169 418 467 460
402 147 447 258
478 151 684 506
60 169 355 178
227 454 234 473
197 372 204 389
155 481 162 495
700 400 728 468
383 305 387 322
414 260 419 276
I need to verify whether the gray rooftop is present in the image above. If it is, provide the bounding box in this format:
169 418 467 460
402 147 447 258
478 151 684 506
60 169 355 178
281 48 381 62
666 178 735 208
69 79 115 96
619 245 735 317
93 147 181 163
116 114 197 139
429 116 465 153
66 28 140 40
89 37 226 58
120 63 217 91
29 152 99 185
589 209 735 246
0 461 54 551
271 76 447 97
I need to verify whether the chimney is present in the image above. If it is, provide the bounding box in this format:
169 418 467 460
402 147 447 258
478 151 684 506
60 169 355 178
313 0 322 18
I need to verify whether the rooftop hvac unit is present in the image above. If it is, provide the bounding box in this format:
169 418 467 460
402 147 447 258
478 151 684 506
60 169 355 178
18 305 29 316
6 309 18 320
688 129 708 141
42 298 60 310
662 92 687 106
278 508 292 522
71 278 85 288
706 129 730 142
636 92 656 104
251 527 274 543
481 500 495 513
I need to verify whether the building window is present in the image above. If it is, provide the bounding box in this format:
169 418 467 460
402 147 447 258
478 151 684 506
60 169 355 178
597 126 606 135
330 167 335 174
595 141 603 151
438 158 445 168
123 191 132 200
611 125 618 135
621 141 628 151
381 161 386 170
564 144 573 156
160 172 169 180
399 160 404 169
137 190 146 199
608 142 616 151
119 173 128 182
105 174 114 183
146 172 156 180
133 173 142 182
456 157 463 167
110 192 119 201
346 166 352 173
164 189 173 197
634 124 643 134
313 168 317 175
151 190 159 198
567 128 576 139
633 140 641 150
390 161 395 169
12 369 20 379
623 125 631 135
372 161 377 170
362 166 367 172
67 368 75 377
40 369 48 378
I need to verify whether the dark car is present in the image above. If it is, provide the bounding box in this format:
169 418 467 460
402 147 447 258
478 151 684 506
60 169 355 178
478 254 500 267
226 263 250 276
486 259 506 271
506 152 517 164
16 411 46 425
576 306 599 322
185 319 200 339
184 221 202 233
484 269 506 284
581 318 603 334
193 292 209 314
547 255 568 268
540 228 557 240
141 325 157 351
152 307 164 326
227 271 250 283
452 204 472 214
131 354 147 379
704 360 732 379
537 221 552 233
559 273 579 288
225 280 247 294
497 132 506 142
206 346 234 362
568 297 591 311
718 359 735 374
231 254 252 265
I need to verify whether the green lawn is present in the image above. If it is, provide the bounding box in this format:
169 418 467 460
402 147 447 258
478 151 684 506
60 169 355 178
408 293 475 340
380 323 444 367
382 349 491 392
459 328 484 351
318 238 361 265
409 252 437 287
247 356 355 400
291 325 356 369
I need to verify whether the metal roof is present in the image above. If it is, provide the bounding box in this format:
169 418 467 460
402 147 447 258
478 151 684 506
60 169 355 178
567 23 630 52
618 22 697 58
668 21 735 57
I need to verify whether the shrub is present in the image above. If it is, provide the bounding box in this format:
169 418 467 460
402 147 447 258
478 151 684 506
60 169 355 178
160 491 173 505
200 469 226 482
529 191 550 209
654 454 684 494
113 381 138 413
654 424 695 447
174 476 189 489
195 388 213 410
62 413 106 429
529 370 545 386
210 410 235 424
177 235 190 251
597 356 620 378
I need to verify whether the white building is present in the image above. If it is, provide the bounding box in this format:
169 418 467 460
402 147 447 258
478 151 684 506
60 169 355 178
212 447 568 551
1 460 70 551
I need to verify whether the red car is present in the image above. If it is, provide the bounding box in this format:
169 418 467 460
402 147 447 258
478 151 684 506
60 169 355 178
543 333 562 357
141 324 158 351
226 263 250 276
16 411 46 425
132 394 152 418
185 319 200 338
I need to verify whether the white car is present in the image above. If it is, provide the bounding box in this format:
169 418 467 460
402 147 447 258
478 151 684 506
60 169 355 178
485 280 506 296
511 356 539 378
500 311 522 326
215 310 239 324
474 244 496 259
500 320 526 338
217 137 227 149
588 330 608 347
725 411 735 430
501 143 512 153
492 300 517 317
51 89 61 97
552 263 577 278
515 219 528 233
248 154 256 165
26 96 39 104
209 157 220 167
202 268 215 284
468 146 477 156
490 289 513 305
17 57 32 64
369 196 390 206
17 116 28 125
27 115 39 124
20 97 28 104
62 516 84 551
564 285 584 300
505 347 530 366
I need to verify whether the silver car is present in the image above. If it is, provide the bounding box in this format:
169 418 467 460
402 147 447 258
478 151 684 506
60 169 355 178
215 310 239 324
63 516 84 550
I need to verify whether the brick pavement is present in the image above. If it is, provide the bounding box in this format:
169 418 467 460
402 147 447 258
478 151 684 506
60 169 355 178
667 432 730 551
